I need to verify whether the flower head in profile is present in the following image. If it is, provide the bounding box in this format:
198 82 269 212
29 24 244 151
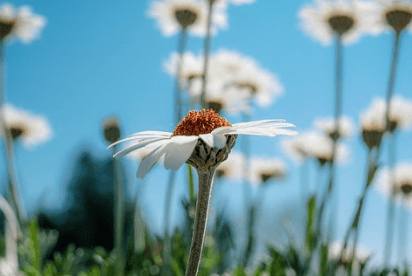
102 117 121 144
377 163 412 208
215 151 244 180
328 241 370 271
360 96 412 149
314 116 355 140
109 109 296 178
0 3 46 43
148 0 227 37
367 0 412 34
0 104 52 147
299 0 374 45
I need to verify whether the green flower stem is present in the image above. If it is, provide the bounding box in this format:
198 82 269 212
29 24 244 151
0 40 26 225
384 30 402 267
199 0 214 109
186 169 215 276
112 145 124 275
397 206 408 266
317 36 343 235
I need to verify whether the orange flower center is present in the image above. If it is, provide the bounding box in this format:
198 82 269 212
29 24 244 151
173 109 231 136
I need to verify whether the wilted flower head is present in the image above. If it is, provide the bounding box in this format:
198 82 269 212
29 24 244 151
148 0 227 36
0 104 52 147
366 0 412 34
299 0 375 45
103 117 121 144
377 163 412 208
314 116 355 140
0 3 46 43
249 157 287 184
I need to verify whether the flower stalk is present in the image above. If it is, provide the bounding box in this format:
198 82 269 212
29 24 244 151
112 145 125 275
384 31 402 266
186 169 215 276
0 40 26 225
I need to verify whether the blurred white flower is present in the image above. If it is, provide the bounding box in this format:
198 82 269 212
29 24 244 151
249 157 287 184
361 96 412 132
329 241 370 275
216 151 244 180
163 51 204 81
0 104 52 148
148 0 227 37
0 3 46 43
282 135 311 163
377 163 412 208
314 116 355 139
298 0 375 45
366 0 412 34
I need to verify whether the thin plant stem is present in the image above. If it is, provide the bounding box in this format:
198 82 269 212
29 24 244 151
112 145 124 275
134 178 146 253
397 207 408 266
199 0 214 109
317 36 343 235
186 169 215 276
383 30 402 267
0 40 26 225
175 28 188 123
300 160 309 207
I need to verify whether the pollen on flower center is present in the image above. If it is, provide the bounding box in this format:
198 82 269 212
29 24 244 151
328 15 354 35
385 9 412 33
173 109 231 136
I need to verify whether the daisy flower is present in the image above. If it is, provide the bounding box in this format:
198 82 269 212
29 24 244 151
367 0 412 34
215 151 244 180
0 3 46 43
0 104 52 148
301 131 349 166
249 157 287 184
109 109 295 276
148 0 227 37
110 109 296 178
329 241 370 272
164 51 204 82
298 0 374 45
377 163 412 208
314 116 355 140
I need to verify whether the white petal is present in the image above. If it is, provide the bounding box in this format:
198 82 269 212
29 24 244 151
113 138 170 158
231 119 286 128
108 131 172 148
163 136 199 170
137 142 169 178
199 133 227 149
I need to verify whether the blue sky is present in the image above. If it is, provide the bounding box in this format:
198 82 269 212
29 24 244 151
1 0 412 266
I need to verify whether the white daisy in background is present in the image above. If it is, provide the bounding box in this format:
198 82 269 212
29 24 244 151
366 0 412 34
109 109 296 178
164 51 204 82
148 0 227 37
0 3 46 43
300 131 349 166
314 116 355 140
329 241 370 273
298 0 375 45
282 135 311 163
377 163 412 208
249 157 287 185
215 151 244 180
0 104 52 148
223 59 284 108
360 99 386 149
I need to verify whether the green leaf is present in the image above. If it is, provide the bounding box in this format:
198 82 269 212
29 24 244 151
319 243 328 276
305 195 316 254
233 267 248 276
188 164 195 202
29 219 41 271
